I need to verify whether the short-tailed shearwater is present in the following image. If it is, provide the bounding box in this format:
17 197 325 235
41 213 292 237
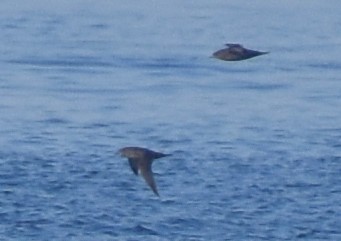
212 43 268 61
118 147 171 196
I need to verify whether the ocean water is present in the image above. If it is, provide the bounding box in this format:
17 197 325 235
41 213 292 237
0 1 341 240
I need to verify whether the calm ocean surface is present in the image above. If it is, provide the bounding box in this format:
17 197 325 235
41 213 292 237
1 1 341 240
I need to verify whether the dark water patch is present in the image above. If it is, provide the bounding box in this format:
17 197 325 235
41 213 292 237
1 16 30 30
138 57 195 69
127 224 159 236
37 117 69 125
295 227 341 240
228 162 255 175
285 182 322 189
275 65 300 72
88 23 109 30
7 56 112 68
303 93 341 103
47 86 120 95
307 62 341 70
113 56 193 69
205 139 233 147
81 122 111 129
232 81 290 91
101 104 120 111
165 217 203 229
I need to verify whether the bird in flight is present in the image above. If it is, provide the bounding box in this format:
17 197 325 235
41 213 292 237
212 43 268 61
118 146 171 196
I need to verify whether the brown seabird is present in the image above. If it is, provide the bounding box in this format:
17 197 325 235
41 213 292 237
212 43 268 61
118 146 171 196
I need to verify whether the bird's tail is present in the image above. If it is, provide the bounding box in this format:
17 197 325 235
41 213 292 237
154 153 171 159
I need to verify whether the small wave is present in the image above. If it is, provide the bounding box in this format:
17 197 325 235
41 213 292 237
132 224 159 235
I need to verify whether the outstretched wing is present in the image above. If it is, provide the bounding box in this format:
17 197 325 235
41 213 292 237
229 46 245 55
128 158 139 175
140 163 159 196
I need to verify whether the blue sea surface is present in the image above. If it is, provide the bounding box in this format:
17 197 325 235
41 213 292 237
1 0 341 240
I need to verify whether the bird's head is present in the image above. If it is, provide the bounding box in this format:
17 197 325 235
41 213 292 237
117 147 143 159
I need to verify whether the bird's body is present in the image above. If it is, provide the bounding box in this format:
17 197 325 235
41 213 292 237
212 43 268 61
118 147 170 196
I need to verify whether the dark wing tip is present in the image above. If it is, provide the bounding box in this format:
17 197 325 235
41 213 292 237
140 164 160 196
225 43 243 48
153 188 160 197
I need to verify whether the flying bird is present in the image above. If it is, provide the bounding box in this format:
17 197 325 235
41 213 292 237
118 146 171 196
212 43 268 61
